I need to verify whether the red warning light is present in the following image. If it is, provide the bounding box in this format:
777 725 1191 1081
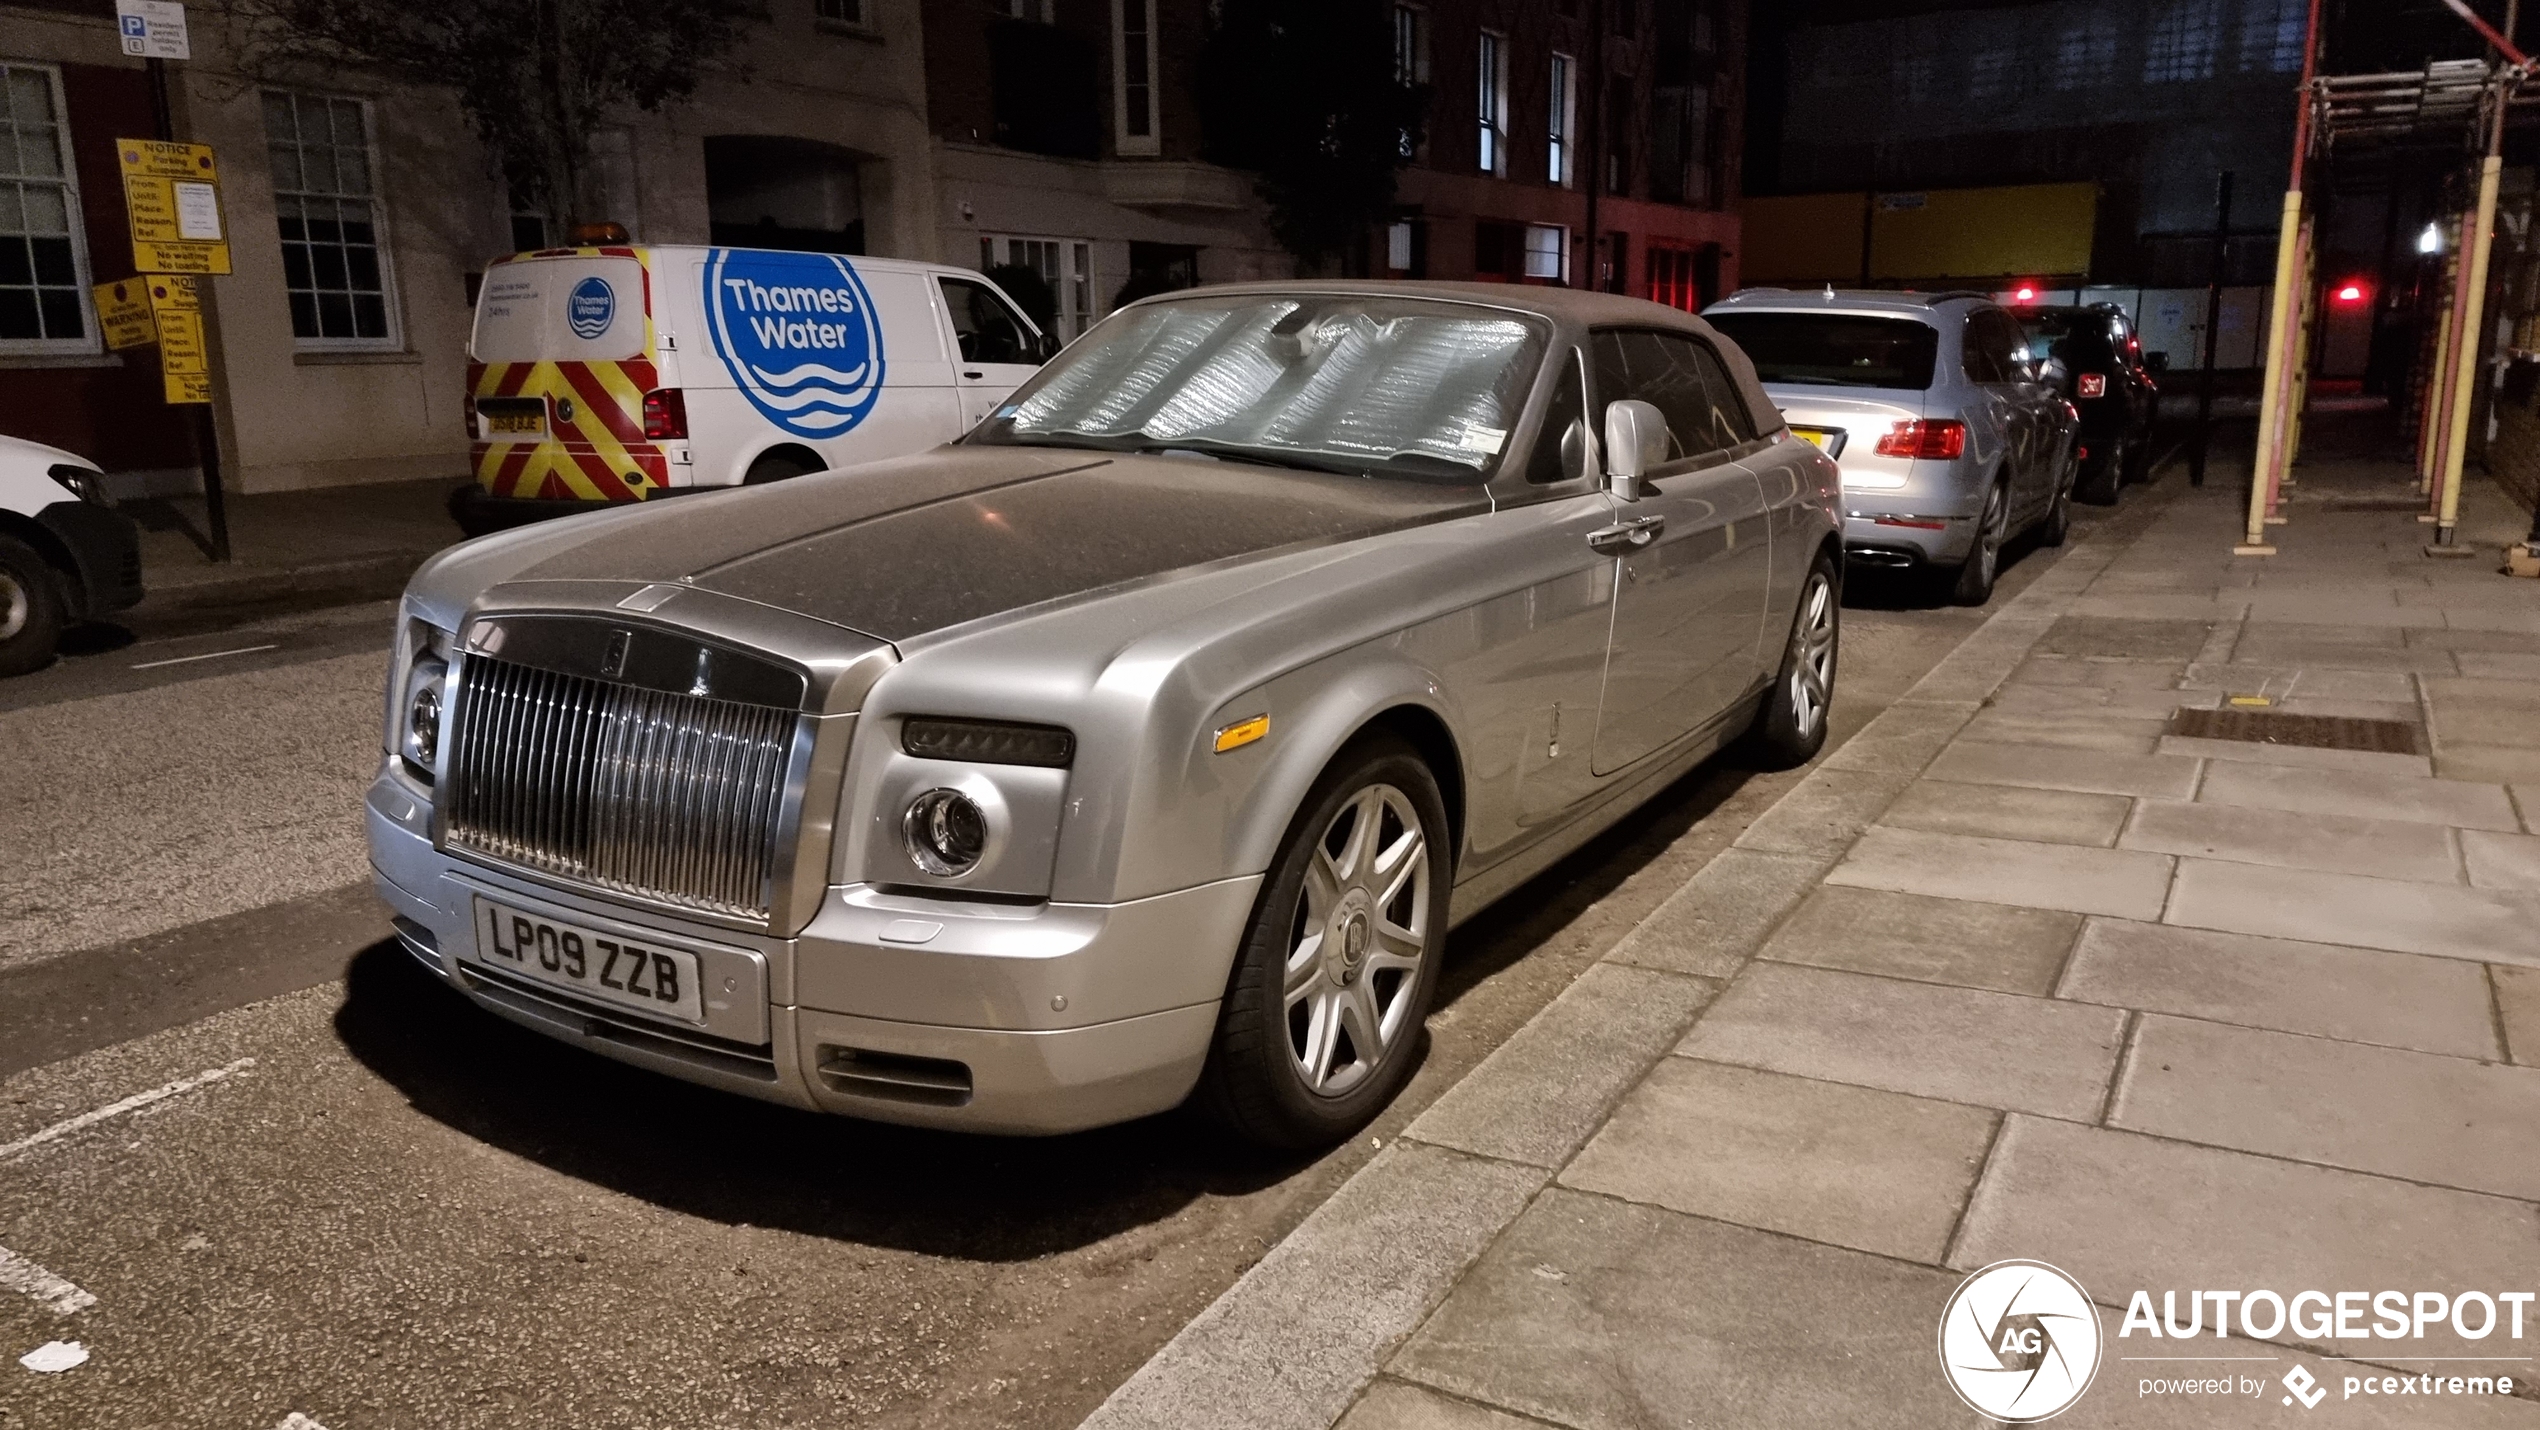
2014 286 2038 302
2334 282 2366 303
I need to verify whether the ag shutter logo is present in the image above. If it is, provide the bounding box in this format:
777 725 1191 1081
1940 1260 2103 1422
703 249 886 439
566 276 615 341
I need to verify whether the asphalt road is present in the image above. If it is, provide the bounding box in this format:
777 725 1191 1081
0 481 2152 1430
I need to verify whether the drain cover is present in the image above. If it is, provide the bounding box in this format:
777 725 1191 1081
2169 707 2421 754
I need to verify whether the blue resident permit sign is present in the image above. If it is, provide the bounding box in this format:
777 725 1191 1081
566 276 615 341
702 249 887 439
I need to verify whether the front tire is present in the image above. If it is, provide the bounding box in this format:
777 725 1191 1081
2077 434 2124 505
1744 552 1840 769
0 536 66 678
1196 735 1449 1150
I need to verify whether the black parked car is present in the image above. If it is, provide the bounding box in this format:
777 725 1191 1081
2019 304 2158 504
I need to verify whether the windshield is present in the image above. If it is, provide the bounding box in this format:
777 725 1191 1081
968 295 1550 483
1704 312 1939 392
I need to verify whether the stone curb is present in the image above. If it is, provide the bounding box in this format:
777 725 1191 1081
1076 490 2184 1430
129 549 435 618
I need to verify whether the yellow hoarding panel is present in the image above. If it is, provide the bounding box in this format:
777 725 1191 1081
144 274 202 311
90 278 156 350
1741 193 1868 284
1868 182 2097 282
163 369 212 404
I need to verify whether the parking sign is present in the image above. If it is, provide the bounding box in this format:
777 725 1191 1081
114 0 190 60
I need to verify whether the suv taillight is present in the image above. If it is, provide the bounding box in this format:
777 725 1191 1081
1872 419 1967 460
642 388 688 440
2076 373 2108 399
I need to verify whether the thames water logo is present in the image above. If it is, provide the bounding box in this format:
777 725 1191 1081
566 276 615 341
1940 1260 2103 1422
702 248 886 439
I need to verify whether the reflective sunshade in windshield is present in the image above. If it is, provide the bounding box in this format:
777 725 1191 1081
1705 312 1939 392
972 296 1549 482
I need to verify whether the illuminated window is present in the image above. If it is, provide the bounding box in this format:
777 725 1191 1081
1522 224 1566 282
1477 30 1509 176
2144 0 2224 83
2053 13 2120 90
2238 0 2307 73
1548 53 1575 186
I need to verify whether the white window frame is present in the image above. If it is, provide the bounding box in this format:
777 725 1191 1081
1548 52 1576 188
263 88 404 353
813 0 865 26
1522 223 1567 282
1477 29 1509 177
980 232 1096 339
1113 0 1161 157
0 61 100 358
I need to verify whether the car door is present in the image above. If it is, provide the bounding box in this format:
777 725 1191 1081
1588 328 1775 777
1972 308 2044 520
1458 347 1628 863
935 274 1044 428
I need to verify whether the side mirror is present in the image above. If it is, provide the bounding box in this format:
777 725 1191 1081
1603 399 1669 500
1033 329 1062 363
2039 356 2068 390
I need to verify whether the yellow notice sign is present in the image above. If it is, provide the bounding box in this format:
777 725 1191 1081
117 137 230 276
148 274 211 403
90 278 156 350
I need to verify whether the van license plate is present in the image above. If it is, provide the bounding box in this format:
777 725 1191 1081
469 898 704 1024
486 412 542 435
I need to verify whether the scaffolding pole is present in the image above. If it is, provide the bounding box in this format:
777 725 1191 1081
2242 0 2322 554
2433 146 2503 547
2419 240 2456 495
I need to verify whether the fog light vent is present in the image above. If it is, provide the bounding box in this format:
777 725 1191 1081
817 1046 974 1106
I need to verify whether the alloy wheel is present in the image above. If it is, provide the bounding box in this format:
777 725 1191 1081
1976 484 2007 587
0 569 27 643
1283 783 1429 1097
1787 571 1837 742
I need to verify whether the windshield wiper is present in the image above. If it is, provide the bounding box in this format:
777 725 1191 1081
1126 440 1365 475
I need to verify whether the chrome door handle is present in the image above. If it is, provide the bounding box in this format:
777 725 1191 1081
1587 515 1665 553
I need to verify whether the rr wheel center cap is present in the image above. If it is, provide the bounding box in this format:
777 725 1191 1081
1328 891 1372 986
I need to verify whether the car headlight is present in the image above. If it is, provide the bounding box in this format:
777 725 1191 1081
903 788 988 876
47 464 104 504
402 658 447 775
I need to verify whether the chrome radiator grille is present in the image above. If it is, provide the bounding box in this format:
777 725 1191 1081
443 654 799 919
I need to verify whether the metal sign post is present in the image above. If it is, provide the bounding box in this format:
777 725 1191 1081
118 0 229 561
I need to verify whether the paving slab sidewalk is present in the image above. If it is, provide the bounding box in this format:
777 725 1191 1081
116 475 463 618
1083 456 2540 1430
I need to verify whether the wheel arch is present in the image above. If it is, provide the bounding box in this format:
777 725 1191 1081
0 510 80 593
743 442 827 484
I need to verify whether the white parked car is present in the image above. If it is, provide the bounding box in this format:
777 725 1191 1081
452 243 1053 533
0 434 141 676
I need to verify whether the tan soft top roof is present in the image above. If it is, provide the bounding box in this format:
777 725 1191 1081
1125 279 1787 437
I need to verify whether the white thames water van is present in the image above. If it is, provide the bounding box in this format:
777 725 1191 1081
453 244 1053 532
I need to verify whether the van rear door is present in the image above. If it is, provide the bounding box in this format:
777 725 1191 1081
468 253 669 502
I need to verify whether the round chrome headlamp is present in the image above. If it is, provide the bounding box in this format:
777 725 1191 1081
402 658 446 772
903 788 988 877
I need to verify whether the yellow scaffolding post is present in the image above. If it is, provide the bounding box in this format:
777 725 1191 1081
2242 0 2320 555
2243 189 2305 552
2434 148 2503 548
2284 221 2318 488
2419 245 2456 495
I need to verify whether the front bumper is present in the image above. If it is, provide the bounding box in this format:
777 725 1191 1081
366 765 1256 1135
35 498 143 617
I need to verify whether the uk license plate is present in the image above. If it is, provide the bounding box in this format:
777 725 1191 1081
1791 426 1846 458
469 898 704 1024
486 411 542 435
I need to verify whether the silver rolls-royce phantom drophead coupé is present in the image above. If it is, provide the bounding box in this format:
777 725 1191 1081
367 282 1841 1149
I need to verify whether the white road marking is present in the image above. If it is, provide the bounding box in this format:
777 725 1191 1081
0 1058 255 1163
18 1340 87 1373
0 1246 95 1315
129 643 281 671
